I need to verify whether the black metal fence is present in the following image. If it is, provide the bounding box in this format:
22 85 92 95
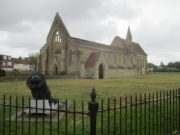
0 88 180 135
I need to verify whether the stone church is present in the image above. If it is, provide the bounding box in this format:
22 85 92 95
37 13 147 79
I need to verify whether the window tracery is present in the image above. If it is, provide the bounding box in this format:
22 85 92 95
53 31 62 43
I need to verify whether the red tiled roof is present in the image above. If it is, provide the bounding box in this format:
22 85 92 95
12 58 30 64
12 58 24 64
85 52 100 68
130 43 147 55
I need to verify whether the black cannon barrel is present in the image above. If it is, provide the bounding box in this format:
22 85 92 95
27 72 57 103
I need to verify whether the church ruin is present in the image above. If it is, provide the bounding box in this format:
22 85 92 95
37 13 147 79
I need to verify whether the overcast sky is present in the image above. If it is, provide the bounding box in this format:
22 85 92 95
0 0 179 65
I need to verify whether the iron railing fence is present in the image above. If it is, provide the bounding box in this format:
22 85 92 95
0 88 180 135
97 89 180 135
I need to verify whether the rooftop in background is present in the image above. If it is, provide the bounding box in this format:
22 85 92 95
12 57 30 64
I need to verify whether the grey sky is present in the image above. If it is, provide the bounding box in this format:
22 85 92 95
0 0 179 65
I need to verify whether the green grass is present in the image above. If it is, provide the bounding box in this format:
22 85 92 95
0 72 180 101
0 72 180 135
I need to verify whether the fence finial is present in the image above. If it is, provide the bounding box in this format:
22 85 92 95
89 87 99 135
90 87 97 102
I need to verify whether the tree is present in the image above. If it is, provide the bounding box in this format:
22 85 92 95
167 61 180 69
175 62 180 69
25 53 39 71
160 62 167 69
148 63 158 70
167 62 175 68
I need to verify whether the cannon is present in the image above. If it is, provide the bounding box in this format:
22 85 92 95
26 72 58 104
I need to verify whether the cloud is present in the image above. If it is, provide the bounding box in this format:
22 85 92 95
0 0 179 65
0 31 9 41
132 0 180 65
0 0 140 54
0 0 140 29
0 21 50 55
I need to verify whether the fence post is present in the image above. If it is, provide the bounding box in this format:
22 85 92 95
88 87 99 135
178 89 180 131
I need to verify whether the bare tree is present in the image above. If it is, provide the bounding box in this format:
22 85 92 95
25 52 39 71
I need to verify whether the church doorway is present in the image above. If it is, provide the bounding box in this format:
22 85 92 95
99 64 104 79
53 64 59 75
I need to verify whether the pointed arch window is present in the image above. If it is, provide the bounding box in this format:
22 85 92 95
53 31 62 43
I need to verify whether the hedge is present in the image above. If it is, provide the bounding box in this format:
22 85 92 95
0 69 6 77
153 69 180 72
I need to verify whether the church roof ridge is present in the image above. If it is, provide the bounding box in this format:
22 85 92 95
111 36 126 44
46 12 70 40
71 36 110 47
55 12 70 36
71 36 129 54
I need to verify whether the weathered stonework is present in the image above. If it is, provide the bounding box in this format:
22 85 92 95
37 13 147 79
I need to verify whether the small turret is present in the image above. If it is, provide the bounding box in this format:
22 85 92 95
126 26 132 42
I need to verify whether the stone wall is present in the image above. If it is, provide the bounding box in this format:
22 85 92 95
78 46 147 79
108 69 138 78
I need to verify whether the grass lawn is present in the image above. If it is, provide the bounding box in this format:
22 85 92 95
0 72 180 135
0 72 180 101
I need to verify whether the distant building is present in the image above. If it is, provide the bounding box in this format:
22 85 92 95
0 54 13 71
12 57 34 71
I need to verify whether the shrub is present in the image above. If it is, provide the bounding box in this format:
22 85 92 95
6 71 32 76
59 71 67 75
153 69 180 72
0 69 6 77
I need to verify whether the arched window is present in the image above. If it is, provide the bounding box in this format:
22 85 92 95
53 31 62 43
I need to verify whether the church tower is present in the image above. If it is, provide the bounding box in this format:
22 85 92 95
126 26 132 42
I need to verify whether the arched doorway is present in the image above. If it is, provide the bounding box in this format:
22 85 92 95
53 64 59 75
99 64 104 79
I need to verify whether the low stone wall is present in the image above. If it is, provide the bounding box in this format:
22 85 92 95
46 74 79 79
108 69 138 78
0 74 79 82
0 76 28 82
